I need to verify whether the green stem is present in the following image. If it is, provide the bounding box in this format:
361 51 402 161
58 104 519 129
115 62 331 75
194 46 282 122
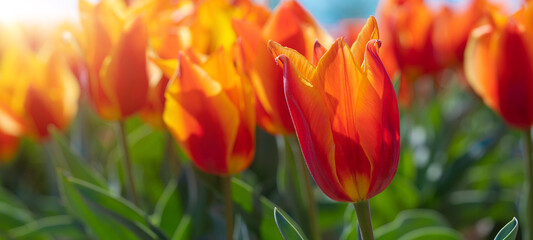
353 200 374 240
290 136 321 240
222 175 234 240
165 131 181 176
118 121 139 206
523 130 533 240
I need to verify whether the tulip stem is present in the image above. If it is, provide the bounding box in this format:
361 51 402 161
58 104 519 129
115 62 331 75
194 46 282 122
353 200 374 240
118 121 139 207
222 175 234 240
292 138 321 240
165 131 181 176
523 130 533 240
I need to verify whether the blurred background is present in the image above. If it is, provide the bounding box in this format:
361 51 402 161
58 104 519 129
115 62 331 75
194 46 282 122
0 0 530 239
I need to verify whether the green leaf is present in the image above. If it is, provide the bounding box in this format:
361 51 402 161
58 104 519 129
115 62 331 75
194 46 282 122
375 209 453 240
50 130 107 188
0 201 33 231
58 171 139 240
67 177 166 240
274 207 307 240
494 217 518 240
153 178 183 237
69 178 146 223
8 215 83 239
231 178 285 239
170 214 191 240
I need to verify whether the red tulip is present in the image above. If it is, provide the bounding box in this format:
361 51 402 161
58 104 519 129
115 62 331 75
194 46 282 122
0 46 80 140
163 48 255 175
465 4 533 129
79 0 149 120
233 0 331 135
269 16 400 202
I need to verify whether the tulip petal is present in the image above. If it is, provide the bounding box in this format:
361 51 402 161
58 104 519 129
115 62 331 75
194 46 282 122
263 0 309 56
312 40 326 66
278 55 351 201
101 17 149 120
362 40 400 199
163 54 239 175
252 42 295 134
313 39 371 201
268 40 315 80
464 25 499 114
494 21 533 128
351 16 379 68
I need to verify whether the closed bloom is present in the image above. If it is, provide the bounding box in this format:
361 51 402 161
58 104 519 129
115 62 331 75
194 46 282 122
465 4 533 129
269 16 401 202
79 0 149 120
233 0 331 135
163 48 255 175
0 47 80 140
433 0 498 68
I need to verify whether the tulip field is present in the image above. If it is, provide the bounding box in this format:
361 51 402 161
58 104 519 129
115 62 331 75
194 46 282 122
0 0 531 239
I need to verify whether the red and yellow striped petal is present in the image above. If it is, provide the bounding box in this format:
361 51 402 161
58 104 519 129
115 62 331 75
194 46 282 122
164 54 240 175
277 55 351 201
99 17 149 120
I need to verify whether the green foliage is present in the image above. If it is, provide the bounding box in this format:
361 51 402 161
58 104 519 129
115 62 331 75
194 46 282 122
494 218 518 240
274 207 307 240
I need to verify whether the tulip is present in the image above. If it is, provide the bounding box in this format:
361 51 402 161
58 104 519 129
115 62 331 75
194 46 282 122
377 0 441 105
163 48 255 176
163 47 255 239
78 0 149 120
269 16 400 240
233 0 331 135
0 47 80 140
464 4 533 238
464 7 533 129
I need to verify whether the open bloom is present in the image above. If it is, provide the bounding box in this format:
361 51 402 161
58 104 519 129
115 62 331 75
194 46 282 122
464 4 533 129
163 48 255 175
269 16 400 202
233 0 331 135
79 0 149 120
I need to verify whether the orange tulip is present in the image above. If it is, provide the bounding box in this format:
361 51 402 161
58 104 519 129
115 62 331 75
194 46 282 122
378 0 440 77
233 0 332 135
163 48 255 175
433 0 499 69
0 46 80 140
79 0 149 120
378 0 442 105
268 16 401 202
465 4 533 129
